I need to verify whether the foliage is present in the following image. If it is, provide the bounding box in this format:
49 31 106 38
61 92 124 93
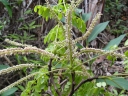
87 21 109 42
5 32 35 44
104 0 128 34
0 0 12 17
0 0 128 96
18 21 41 31
0 87 18 96
104 34 126 50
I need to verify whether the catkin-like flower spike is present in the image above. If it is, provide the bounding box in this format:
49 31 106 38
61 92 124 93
65 3 77 66
24 47 58 58
65 8 74 61
0 47 58 59
65 9 72 40
75 12 102 42
65 1 76 40
5 39 34 47
80 48 127 59
53 40 68 47
0 64 41 75
0 72 38 94
75 71 88 76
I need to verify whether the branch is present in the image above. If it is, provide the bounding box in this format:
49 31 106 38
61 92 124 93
51 76 61 96
74 76 98 92
3 56 14 66
47 59 53 96
48 59 61 96
60 78 68 87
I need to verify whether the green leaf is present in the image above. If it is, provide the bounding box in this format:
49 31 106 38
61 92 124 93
17 85 25 91
38 7 43 15
42 7 50 19
29 21 35 27
34 85 42 92
24 9 32 14
96 82 102 87
44 25 64 44
54 63 62 68
107 55 116 62
87 21 109 42
34 5 42 12
124 50 128 57
58 13 63 20
67 82 71 85
104 34 126 50
1 87 18 96
96 82 106 87
113 89 118 95
32 92 41 96
0 0 12 17
0 64 9 70
58 0 62 4
5 5 12 18
0 0 9 5
124 39 128 46
75 8 83 16
110 45 118 50
82 12 91 22
61 17 65 23
101 82 106 87
124 60 128 64
97 77 128 90
34 6 38 12
76 42 83 49
72 16 86 33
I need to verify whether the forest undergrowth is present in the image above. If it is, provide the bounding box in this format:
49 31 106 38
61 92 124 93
0 0 128 96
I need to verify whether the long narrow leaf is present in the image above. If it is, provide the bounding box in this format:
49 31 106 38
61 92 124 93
0 87 18 96
0 0 12 17
104 34 126 50
97 77 128 90
87 21 109 42
82 12 91 22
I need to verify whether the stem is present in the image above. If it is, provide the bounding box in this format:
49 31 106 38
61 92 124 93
48 59 61 96
68 72 75 96
74 76 98 92
48 59 53 96
66 6 76 95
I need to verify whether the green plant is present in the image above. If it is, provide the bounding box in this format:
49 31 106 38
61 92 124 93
105 0 125 16
0 0 12 17
18 21 41 31
0 20 6 35
5 31 35 44
0 0 128 96
104 0 128 34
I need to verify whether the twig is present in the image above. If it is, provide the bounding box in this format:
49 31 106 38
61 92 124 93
3 56 14 66
51 75 61 96
60 78 68 86
74 76 98 92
